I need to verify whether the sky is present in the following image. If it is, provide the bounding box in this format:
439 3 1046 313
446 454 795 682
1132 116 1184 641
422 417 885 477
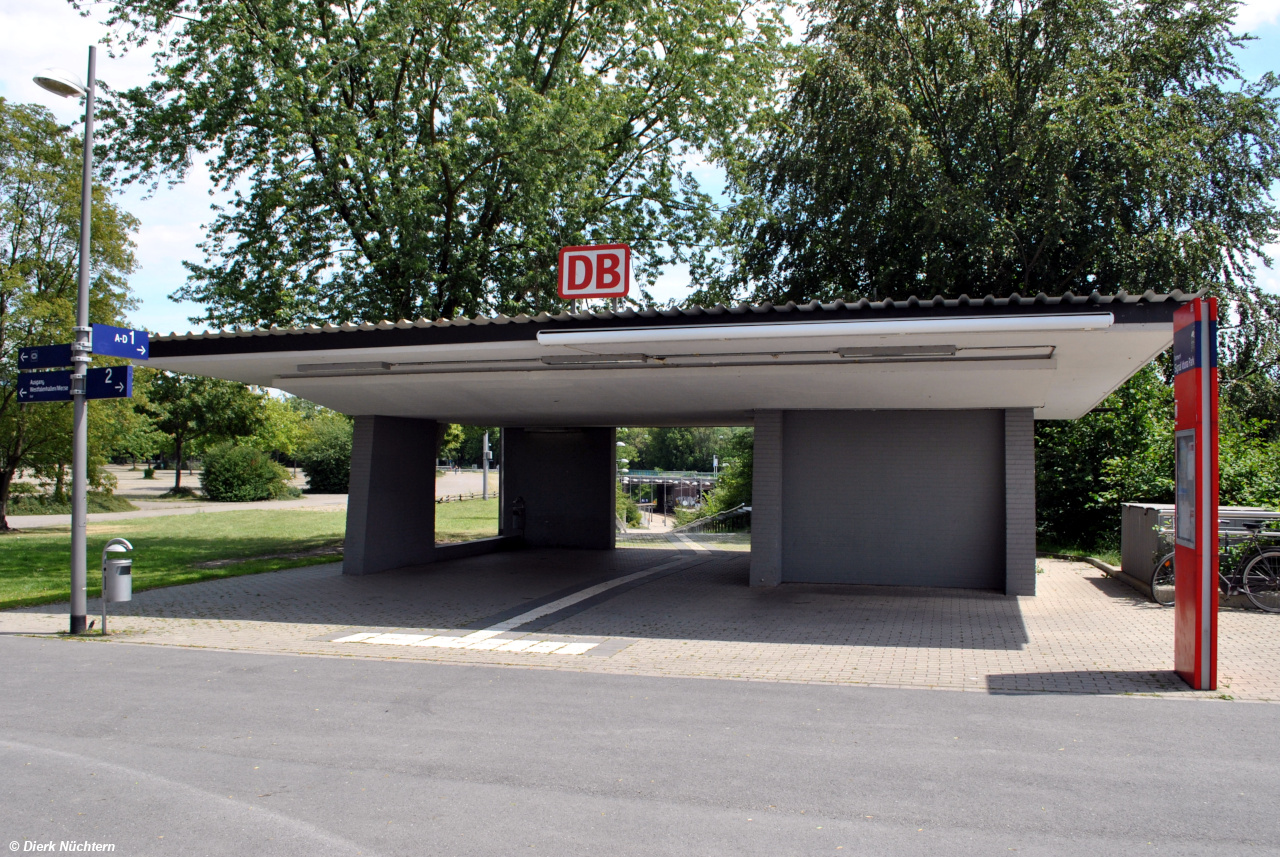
0 0 1278 336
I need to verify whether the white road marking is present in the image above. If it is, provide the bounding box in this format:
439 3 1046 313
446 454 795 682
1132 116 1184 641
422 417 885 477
461 630 502 642
365 633 429 645
411 636 467 648
340 633 599 655
555 643 598 655
332 632 381 643
675 534 710 553
482 556 691 633
335 555 694 656
464 638 509 651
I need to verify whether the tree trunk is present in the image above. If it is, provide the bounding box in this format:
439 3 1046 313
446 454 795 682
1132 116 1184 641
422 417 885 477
0 468 13 532
173 438 184 490
53 463 66 502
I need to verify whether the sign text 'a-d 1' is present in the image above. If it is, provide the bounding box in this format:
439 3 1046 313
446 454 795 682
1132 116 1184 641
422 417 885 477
17 371 72 402
558 244 630 299
91 324 149 360
18 344 73 370
86 365 133 399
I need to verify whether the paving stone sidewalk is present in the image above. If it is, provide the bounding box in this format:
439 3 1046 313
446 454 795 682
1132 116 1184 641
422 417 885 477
3 551 1277 701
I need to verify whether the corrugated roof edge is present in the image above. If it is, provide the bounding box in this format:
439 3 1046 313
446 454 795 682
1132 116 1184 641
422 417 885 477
153 290 1197 342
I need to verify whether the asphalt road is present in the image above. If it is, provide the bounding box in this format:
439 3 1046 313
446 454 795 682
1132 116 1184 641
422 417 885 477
1 635 1276 856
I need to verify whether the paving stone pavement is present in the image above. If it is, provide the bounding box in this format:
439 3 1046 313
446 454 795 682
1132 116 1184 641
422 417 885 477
4 549 1278 701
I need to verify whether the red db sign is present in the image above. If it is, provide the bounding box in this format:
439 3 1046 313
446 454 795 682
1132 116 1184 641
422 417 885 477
558 244 630 299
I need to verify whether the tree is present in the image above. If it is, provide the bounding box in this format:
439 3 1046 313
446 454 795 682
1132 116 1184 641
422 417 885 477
436 423 465 464
1035 364 1173 548
1037 361 1280 551
454 426 498 468
643 427 727 472
138 371 267 491
247 395 307 461
699 427 753 513
92 0 789 327
294 412 354 493
0 99 137 529
697 0 1280 306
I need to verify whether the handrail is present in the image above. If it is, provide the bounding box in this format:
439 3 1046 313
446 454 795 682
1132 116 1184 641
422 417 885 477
671 504 750 534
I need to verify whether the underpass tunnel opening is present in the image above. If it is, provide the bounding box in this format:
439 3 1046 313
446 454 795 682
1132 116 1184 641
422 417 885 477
615 426 751 538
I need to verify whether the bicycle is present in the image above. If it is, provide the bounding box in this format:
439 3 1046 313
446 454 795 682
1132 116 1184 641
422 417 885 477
1151 522 1280 613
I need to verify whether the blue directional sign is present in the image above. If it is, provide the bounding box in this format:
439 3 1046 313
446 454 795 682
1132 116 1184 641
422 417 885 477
17 371 72 403
18 344 73 370
91 324 149 360
86 365 133 399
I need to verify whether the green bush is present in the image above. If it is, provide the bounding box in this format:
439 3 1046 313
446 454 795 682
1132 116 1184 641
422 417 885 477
701 428 753 514
296 417 353 493
616 483 642 526
1038 363 1280 553
7 491 137 516
200 443 296 502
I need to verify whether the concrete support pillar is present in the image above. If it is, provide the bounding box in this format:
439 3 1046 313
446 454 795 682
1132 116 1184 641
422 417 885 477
1004 408 1037 595
750 410 783 587
344 415 438 575
500 427 616 549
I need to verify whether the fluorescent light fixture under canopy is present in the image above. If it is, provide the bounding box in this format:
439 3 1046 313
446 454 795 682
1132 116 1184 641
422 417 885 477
535 314 1115 347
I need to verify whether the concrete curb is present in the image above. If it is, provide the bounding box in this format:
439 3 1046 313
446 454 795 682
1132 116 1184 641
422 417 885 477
1039 552 1153 600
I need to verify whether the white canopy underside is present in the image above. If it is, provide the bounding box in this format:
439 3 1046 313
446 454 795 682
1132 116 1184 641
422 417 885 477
146 317 1172 425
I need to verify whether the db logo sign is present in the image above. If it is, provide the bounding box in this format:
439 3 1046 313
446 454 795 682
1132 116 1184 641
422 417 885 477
558 244 630 299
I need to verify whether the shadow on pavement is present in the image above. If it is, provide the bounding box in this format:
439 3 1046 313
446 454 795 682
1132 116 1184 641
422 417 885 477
18 544 1032 651
1084 573 1158 606
985 669 1187 695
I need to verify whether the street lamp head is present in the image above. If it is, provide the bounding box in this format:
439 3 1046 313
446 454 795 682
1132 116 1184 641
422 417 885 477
33 68 87 98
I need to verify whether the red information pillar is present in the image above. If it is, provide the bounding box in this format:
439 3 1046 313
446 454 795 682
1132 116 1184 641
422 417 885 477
1172 297 1219 690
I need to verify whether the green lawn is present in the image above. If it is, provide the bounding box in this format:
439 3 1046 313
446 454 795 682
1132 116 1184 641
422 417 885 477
1038 543 1121 567
9 492 138 515
0 499 499 609
0 509 347 610
435 498 499 542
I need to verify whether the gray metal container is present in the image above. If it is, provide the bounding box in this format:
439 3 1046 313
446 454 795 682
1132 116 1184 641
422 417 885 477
103 558 132 602
1121 502 1280 593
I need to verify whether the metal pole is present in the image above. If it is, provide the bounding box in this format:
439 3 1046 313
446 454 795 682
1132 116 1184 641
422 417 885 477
481 431 490 500
69 46 95 635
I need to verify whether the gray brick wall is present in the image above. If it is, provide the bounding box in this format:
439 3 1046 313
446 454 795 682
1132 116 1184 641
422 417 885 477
1004 408 1037 595
343 415 438 575
750 410 783 586
781 410 1005 588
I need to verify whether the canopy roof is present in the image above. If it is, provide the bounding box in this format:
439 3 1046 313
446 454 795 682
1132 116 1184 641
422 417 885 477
148 292 1190 425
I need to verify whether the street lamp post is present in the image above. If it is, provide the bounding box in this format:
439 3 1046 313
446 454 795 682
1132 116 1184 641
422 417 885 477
481 431 490 500
34 48 96 635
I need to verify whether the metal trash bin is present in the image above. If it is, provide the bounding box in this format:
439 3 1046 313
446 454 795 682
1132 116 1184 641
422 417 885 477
103 557 132 602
